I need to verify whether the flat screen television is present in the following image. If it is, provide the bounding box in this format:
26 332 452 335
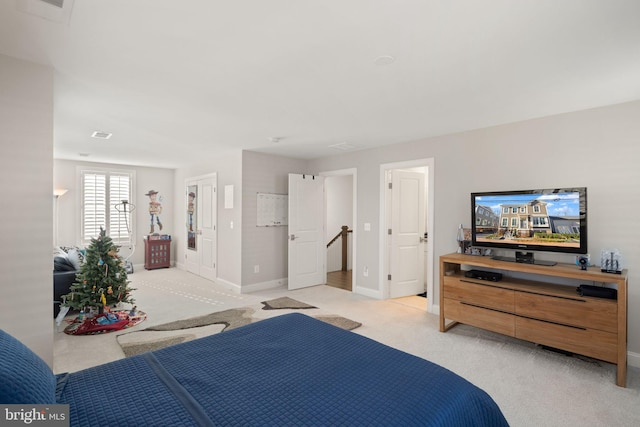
471 187 587 257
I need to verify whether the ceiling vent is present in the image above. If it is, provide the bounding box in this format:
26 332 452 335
329 142 359 151
40 0 64 8
16 0 74 24
91 131 112 140
374 55 396 66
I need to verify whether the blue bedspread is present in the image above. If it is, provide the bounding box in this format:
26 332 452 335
56 313 508 426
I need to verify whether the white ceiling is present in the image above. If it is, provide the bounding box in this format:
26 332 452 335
2 0 640 169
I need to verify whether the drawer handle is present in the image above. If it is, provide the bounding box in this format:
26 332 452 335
460 279 503 288
460 301 511 315
519 289 586 302
518 314 587 330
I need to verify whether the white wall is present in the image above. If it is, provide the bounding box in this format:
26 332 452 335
0 54 53 365
54 160 175 268
310 100 640 359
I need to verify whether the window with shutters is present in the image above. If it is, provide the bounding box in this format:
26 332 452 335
79 168 135 245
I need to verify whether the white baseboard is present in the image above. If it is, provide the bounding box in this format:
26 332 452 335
354 285 383 300
430 303 440 316
627 351 640 369
214 277 242 294
241 278 288 294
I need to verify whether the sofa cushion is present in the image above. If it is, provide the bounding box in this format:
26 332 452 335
53 246 86 272
66 248 84 270
0 329 56 404
54 256 76 272
53 246 67 258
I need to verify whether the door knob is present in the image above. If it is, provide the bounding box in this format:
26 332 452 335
290 234 296 241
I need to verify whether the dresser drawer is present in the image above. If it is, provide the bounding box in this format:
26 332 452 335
515 292 617 333
444 277 514 312
444 298 515 337
516 317 617 363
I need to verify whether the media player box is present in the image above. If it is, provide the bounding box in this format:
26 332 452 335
464 269 503 282
576 284 617 299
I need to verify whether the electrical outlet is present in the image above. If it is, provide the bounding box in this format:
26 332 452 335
254 265 259 273
363 266 369 277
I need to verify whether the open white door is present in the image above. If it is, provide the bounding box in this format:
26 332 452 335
288 173 325 290
199 177 217 281
185 174 217 281
389 170 425 298
185 180 199 275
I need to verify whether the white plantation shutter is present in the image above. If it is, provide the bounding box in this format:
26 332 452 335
80 169 134 245
82 173 107 241
109 174 131 243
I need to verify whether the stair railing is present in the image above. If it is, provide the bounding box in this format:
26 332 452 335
327 225 352 271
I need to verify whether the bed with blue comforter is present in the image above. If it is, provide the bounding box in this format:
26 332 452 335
1 313 508 426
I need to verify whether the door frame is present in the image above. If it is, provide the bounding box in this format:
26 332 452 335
379 158 435 312
320 168 357 293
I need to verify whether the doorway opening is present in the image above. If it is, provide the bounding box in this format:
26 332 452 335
380 159 434 312
322 169 357 293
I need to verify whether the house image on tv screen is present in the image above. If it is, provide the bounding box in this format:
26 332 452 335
499 200 552 237
497 199 580 237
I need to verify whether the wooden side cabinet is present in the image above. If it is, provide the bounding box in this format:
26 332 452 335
439 253 628 387
144 237 171 270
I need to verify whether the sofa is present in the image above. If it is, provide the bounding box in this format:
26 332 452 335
53 247 84 318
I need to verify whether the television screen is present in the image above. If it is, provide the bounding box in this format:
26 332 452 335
471 187 587 255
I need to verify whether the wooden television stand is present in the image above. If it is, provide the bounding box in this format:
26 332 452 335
439 253 628 387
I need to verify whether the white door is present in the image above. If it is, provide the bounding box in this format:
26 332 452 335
389 170 425 298
185 180 199 275
185 174 217 281
199 177 217 281
288 173 325 290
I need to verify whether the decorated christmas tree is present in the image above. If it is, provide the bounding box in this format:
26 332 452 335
64 228 135 312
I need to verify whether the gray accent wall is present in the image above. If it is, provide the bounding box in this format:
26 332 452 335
241 151 307 289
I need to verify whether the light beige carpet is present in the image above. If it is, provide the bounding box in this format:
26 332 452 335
117 298 361 357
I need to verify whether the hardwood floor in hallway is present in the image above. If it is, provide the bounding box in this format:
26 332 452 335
326 270 352 291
